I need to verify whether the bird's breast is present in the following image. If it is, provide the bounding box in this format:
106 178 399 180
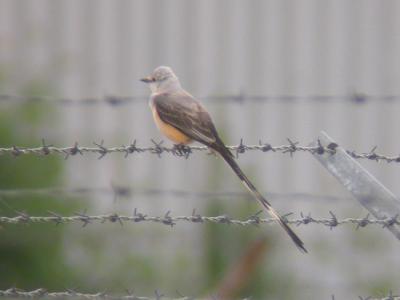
149 100 192 145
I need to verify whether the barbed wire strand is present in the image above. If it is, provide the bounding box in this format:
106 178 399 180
0 92 398 105
0 210 399 230
0 186 347 203
0 288 398 300
0 287 208 300
0 139 399 163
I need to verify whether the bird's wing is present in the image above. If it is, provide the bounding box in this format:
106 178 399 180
152 92 219 146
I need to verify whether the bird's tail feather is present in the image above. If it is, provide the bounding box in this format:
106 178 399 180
215 143 307 253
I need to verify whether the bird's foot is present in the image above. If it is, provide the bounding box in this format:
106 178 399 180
172 144 192 158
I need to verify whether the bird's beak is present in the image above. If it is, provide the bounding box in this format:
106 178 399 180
140 76 153 83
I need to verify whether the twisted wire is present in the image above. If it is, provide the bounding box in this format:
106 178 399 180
0 288 195 300
0 92 398 105
0 210 398 230
0 288 398 300
0 138 399 163
0 184 349 204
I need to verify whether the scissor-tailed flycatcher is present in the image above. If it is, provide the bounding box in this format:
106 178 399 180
141 66 307 253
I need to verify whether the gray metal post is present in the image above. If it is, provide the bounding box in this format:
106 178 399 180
310 131 400 241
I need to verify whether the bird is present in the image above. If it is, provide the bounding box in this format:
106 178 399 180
141 66 307 253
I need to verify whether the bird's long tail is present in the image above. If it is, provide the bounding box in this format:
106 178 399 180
214 142 307 253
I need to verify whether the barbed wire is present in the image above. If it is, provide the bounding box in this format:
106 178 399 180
0 186 347 203
0 288 398 300
0 92 398 106
0 138 399 163
0 138 333 159
0 210 399 230
0 287 207 300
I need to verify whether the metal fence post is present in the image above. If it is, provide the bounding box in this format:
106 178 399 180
310 131 400 241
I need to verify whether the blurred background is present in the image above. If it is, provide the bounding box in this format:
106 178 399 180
1 0 400 299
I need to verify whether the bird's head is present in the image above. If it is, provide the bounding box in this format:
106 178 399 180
140 66 180 93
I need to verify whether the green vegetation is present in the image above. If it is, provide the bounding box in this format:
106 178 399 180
0 81 81 289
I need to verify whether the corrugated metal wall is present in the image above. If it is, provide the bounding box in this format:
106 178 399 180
1 0 400 298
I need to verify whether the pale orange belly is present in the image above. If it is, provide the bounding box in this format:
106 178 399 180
151 105 192 144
